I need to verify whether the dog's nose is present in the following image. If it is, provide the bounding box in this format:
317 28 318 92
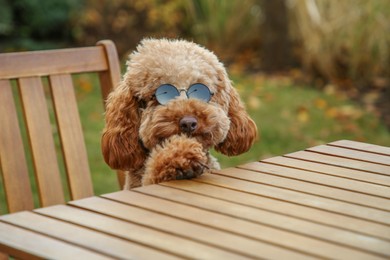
179 116 198 134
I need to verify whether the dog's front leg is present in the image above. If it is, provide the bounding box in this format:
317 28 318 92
142 135 208 185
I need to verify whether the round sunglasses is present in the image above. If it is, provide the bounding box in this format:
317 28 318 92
154 83 214 105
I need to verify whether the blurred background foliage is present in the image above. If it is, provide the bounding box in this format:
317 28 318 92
1 0 389 122
0 0 389 194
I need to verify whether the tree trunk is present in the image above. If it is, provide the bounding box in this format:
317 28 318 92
261 0 292 72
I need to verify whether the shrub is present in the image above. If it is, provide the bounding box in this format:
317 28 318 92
184 0 262 63
289 0 390 91
75 0 188 58
0 0 81 51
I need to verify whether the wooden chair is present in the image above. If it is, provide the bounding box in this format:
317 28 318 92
0 40 123 214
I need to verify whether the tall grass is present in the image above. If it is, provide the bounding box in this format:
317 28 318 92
289 0 390 88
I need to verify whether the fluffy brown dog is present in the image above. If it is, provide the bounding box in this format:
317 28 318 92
102 38 257 189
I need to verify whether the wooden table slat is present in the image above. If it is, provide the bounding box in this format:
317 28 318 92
241 161 390 198
286 151 390 175
0 221 110 259
68 197 317 259
161 180 390 241
35 205 247 259
1 140 389 259
196 174 390 225
217 166 390 213
308 145 390 166
103 191 386 259
139 184 390 241
330 140 390 156
1 211 177 260
224 166 390 210
264 156 390 187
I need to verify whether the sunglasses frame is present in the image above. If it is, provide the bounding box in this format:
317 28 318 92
154 83 214 105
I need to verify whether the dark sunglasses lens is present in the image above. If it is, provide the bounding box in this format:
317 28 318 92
187 84 212 102
155 84 179 105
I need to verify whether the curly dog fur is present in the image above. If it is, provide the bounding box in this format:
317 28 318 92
102 38 258 189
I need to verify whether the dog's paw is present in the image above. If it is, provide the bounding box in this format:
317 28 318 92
142 135 208 185
175 161 207 180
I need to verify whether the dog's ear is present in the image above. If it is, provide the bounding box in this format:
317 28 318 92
215 72 258 156
101 80 147 170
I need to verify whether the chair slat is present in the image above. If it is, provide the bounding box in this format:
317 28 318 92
0 47 107 79
97 40 121 104
18 77 65 206
96 41 125 188
49 74 93 200
0 80 34 213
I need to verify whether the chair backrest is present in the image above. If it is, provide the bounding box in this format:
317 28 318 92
0 40 123 214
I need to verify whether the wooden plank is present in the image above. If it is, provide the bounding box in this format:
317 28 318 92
214 167 390 211
0 80 34 213
263 156 390 187
239 162 390 199
161 181 390 241
1 211 176 260
286 151 390 175
196 174 390 225
67 196 316 259
330 140 390 156
308 145 390 166
109 189 390 258
0 221 109 259
136 185 390 255
96 40 121 104
36 205 246 259
18 77 65 207
49 74 93 200
96 40 124 188
0 252 8 260
0 46 107 79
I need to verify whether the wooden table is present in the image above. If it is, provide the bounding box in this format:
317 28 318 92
0 140 389 259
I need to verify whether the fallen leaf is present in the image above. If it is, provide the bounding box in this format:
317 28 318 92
342 123 360 134
76 77 93 94
248 96 261 110
314 98 327 110
297 105 309 123
325 107 338 118
338 105 363 120
324 84 337 95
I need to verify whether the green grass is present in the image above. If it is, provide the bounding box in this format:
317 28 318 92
213 73 390 167
1 72 389 214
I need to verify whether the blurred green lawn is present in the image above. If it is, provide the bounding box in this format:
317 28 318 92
77 72 390 195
